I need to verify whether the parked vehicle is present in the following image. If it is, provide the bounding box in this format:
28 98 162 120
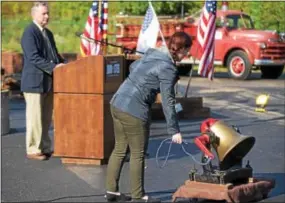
115 5 285 80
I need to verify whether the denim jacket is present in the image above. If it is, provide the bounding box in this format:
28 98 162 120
110 48 180 135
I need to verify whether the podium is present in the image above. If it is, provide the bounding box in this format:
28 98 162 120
53 55 125 165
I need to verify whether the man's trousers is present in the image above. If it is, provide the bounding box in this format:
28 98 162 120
24 92 53 154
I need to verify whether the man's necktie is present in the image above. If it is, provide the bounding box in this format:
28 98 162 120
42 28 58 64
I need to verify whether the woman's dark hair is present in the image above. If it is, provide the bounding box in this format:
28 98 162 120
168 32 192 50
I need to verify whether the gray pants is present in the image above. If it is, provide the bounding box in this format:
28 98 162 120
106 105 150 199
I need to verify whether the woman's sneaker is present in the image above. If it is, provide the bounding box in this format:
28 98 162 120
105 192 132 202
132 195 161 202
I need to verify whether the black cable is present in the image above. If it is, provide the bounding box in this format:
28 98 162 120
35 190 176 202
75 32 145 55
40 194 105 202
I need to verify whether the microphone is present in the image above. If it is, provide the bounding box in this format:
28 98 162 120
75 32 97 43
75 31 145 55
75 31 83 37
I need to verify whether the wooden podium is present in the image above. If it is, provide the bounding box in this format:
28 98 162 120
53 55 125 165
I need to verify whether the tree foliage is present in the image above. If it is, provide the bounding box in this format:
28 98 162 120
1 1 285 53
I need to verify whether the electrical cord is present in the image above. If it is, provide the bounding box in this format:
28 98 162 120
156 138 211 168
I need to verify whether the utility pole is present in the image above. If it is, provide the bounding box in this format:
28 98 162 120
181 0 184 18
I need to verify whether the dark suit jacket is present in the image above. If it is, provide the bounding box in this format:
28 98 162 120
21 22 64 93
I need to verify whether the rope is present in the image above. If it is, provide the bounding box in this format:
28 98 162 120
155 138 211 168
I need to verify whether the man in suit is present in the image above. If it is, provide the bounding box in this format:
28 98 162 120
21 1 65 160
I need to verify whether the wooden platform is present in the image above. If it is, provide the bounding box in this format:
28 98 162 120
152 95 211 120
60 157 108 165
172 178 275 203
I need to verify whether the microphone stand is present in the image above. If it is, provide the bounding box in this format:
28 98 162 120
75 32 145 55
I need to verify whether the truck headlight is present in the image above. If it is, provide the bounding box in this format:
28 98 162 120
259 42 266 49
268 38 280 43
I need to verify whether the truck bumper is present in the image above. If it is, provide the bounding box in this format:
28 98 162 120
254 59 285 66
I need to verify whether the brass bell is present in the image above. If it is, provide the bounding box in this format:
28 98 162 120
209 120 255 170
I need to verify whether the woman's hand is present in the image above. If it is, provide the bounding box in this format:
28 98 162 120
172 133 183 144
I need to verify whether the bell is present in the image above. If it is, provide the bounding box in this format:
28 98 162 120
209 120 255 170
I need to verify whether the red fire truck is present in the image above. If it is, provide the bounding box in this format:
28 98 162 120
115 4 285 80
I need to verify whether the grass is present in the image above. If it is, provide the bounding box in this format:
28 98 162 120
193 65 285 73
193 65 227 72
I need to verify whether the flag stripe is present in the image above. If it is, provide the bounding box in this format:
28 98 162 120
199 16 215 75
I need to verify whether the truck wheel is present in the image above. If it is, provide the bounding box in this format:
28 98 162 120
178 64 193 76
226 50 252 80
260 65 284 79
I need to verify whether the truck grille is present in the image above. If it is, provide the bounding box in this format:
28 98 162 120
260 43 285 60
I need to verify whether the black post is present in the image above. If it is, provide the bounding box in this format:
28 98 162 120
181 0 184 18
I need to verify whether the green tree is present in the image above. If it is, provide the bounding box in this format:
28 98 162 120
1 1 285 53
249 1 262 29
259 2 285 32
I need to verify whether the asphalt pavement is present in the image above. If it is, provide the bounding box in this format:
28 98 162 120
1 72 285 202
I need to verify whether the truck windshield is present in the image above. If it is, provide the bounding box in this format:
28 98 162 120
218 14 254 30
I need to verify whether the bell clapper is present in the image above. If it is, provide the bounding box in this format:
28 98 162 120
246 160 252 169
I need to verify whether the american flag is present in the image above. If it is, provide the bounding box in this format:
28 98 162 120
136 2 160 54
80 0 108 56
142 7 154 33
197 0 217 80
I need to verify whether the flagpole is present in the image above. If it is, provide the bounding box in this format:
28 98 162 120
148 0 184 97
98 0 105 54
101 0 109 55
184 0 216 97
183 54 197 98
148 1 164 43
184 35 200 98
148 1 174 63
181 0 184 18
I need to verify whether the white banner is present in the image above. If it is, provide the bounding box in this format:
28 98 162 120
136 2 160 54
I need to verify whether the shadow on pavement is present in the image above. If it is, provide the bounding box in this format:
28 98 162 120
189 70 285 81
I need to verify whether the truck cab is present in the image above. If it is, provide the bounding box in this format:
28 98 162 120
182 9 285 79
214 10 285 79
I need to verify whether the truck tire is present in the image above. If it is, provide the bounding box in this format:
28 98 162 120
226 50 252 80
178 64 192 76
260 65 284 79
